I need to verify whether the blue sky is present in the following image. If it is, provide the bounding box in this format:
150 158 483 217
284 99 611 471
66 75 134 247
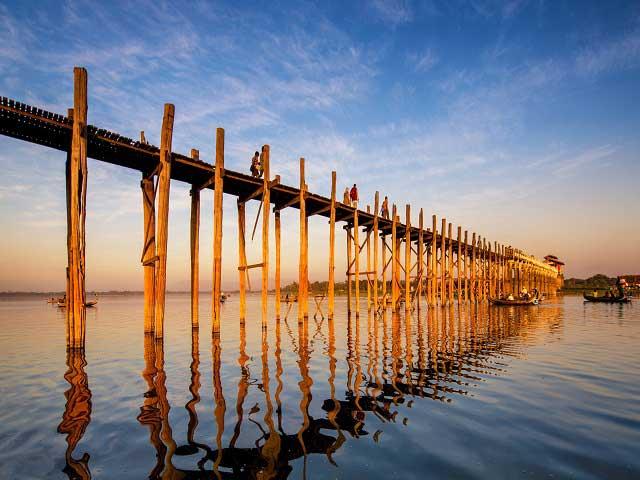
1 0 639 290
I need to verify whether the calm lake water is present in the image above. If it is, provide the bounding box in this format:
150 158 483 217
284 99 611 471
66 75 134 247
0 294 638 479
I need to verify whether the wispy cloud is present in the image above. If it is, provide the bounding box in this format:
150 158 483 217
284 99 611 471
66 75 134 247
408 48 439 72
576 28 640 76
369 0 414 26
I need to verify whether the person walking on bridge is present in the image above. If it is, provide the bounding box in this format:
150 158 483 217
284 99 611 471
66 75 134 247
381 196 389 219
343 187 351 206
350 184 359 209
250 151 260 177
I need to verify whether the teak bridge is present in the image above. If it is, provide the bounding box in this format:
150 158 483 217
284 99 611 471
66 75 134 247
0 68 561 349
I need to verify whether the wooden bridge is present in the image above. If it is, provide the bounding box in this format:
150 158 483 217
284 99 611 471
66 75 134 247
0 67 561 349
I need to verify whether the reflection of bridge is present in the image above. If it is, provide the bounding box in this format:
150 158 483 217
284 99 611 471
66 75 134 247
58 304 561 478
1 68 562 350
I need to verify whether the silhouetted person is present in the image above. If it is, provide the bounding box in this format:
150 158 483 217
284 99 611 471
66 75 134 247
350 184 359 208
381 196 389 219
250 151 260 177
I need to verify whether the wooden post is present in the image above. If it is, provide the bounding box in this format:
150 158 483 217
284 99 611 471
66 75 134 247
463 230 468 302
190 151 200 328
141 175 155 334
456 226 462 303
391 205 398 310
417 209 424 310
347 225 352 313
431 215 437 307
366 205 371 309
381 233 387 308
354 205 360 316
404 205 411 311
212 128 224 334
448 223 453 304
67 67 88 349
373 192 379 310
298 158 308 321
471 233 477 301
262 147 271 323
275 210 281 318
154 103 175 340
440 218 446 305
328 172 336 318
237 201 247 321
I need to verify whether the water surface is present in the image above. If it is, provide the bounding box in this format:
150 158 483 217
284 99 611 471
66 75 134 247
1 294 638 479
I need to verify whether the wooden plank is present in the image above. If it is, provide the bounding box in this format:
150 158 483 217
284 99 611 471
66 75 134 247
154 103 175 339
298 157 308 320
212 128 224 334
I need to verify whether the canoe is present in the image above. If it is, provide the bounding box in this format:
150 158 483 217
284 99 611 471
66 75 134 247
57 300 98 308
489 297 538 306
583 294 630 303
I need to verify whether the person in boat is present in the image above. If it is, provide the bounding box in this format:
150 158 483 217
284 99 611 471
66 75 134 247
381 196 390 219
343 187 351 206
507 293 515 301
521 287 529 300
250 151 260 177
616 277 626 298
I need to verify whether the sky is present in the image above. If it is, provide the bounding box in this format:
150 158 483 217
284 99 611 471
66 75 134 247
1 0 639 291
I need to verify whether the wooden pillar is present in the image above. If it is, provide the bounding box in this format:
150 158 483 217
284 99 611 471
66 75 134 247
212 128 224 335
67 67 88 349
237 201 247 321
298 157 308 320
471 233 477 301
275 210 281 318
391 205 398 310
417 209 424 310
463 230 469 302
190 153 200 329
431 215 437 307
456 226 462 303
347 225 352 313
373 192 379 310
366 206 371 309
354 206 360 316
404 205 411 312
447 223 453 304
328 172 336 318
141 175 155 334
440 218 446 305
261 147 271 323
381 233 387 308
154 103 175 339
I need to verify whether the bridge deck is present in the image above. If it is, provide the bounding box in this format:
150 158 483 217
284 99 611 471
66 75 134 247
0 96 478 253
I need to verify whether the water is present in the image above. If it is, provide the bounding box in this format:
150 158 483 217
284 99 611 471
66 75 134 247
0 294 638 479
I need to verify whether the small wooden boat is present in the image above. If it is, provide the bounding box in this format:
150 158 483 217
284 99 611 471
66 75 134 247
583 294 630 303
57 299 98 308
489 297 539 306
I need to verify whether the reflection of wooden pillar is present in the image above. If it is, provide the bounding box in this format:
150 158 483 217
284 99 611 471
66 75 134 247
298 158 308 320
141 175 155 334
154 103 175 340
275 211 281 318
262 147 271 323
212 128 225 334
373 192 379 309
67 68 88 349
404 205 411 311
237 201 247 320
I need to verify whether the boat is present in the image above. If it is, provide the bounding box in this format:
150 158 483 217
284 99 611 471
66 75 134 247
221 293 227 303
583 293 630 303
56 299 99 308
489 296 539 306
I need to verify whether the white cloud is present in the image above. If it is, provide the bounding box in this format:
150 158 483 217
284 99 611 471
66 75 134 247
408 48 439 72
370 0 414 26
